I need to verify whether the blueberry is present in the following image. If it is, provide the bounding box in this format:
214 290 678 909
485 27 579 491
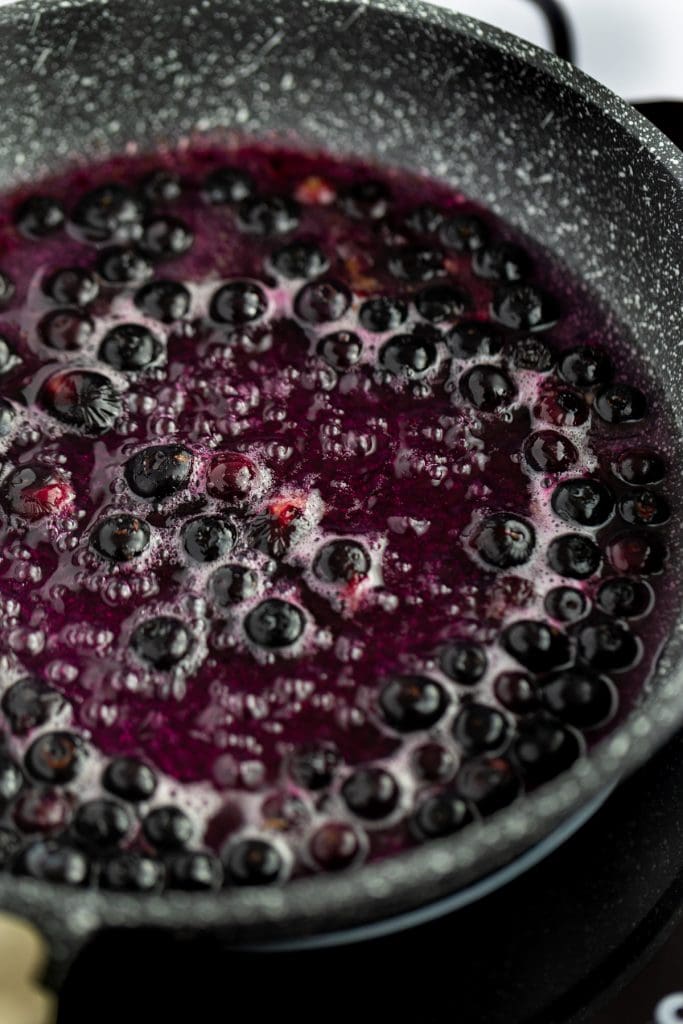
270 240 329 279
472 242 530 282
379 333 438 377
594 383 647 424
224 837 284 885
0 828 21 868
210 564 259 607
206 451 258 501
359 296 408 332
125 444 193 499
491 284 559 332
237 195 300 235
452 703 509 754
440 213 487 252
210 280 267 324
250 503 302 560
3 464 74 519
313 539 370 583
472 513 535 568
244 599 305 648
44 267 99 306
547 534 602 579
203 166 254 204
341 179 390 221
534 387 589 427
38 309 94 351
558 345 613 388
493 672 539 713
183 515 236 563
544 586 589 623
541 670 617 729
513 713 583 783
379 675 448 732
101 852 164 891
295 279 350 324
143 805 193 850
596 577 653 619
508 336 555 372
455 756 520 814
167 851 223 890
0 399 14 436
96 245 154 285
551 478 615 528
412 792 473 840
14 195 65 238
613 449 666 486
0 754 23 803
25 732 85 784
0 335 16 374
342 766 399 820
387 246 445 282
131 616 193 670
606 532 666 575
445 322 504 359
415 283 468 323
406 203 445 236
72 183 146 243
141 169 182 204
577 620 641 672
134 280 191 322
73 799 133 849
523 430 578 473
13 789 72 834
0 270 14 307
439 642 487 685
619 489 670 527
1 677 65 736
317 330 363 370
103 757 157 802
412 742 457 782
99 323 161 371
459 364 516 411
502 620 572 673
92 513 151 562
309 822 360 870
289 743 340 791
14 840 89 885
140 216 193 259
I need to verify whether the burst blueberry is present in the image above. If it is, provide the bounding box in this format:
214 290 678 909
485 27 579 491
508 336 555 372
606 532 666 575
3 464 74 519
41 370 121 434
472 513 535 568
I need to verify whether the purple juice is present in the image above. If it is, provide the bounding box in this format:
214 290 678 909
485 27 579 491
0 143 674 889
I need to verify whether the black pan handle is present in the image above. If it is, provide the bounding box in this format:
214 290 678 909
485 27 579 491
523 0 575 63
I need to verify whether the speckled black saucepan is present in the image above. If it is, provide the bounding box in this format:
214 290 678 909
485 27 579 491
0 0 682 1011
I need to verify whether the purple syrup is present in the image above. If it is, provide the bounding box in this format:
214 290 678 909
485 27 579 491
0 143 675 889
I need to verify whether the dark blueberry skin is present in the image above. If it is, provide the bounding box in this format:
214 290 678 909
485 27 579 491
412 742 457 783
313 539 370 583
309 822 360 870
379 333 438 377
0 335 15 373
244 599 305 648
459 364 517 411
237 195 300 235
508 336 555 372
341 179 390 221
92 514 151 562
25 731 85 784
379 675 448 732
387 246 445 282
183 515 236 563
596 577 653 619
540 670 618 729
134 279 191 322
271 240 329 279
13 788 72 834
44 267 99 306
41 370 121 434
551 478 615 528
14 195 65 238
577 620 641 673
452 704 509 754
502 620 572 673
491 284 559 332
3 464 72 520
0 754 23 804
342 767 399 820
140 216 193 259
594 383 647 424
440 213 487 252
440 642 487 685
72 183 147 243
38 309 94 351
445 322 504 359
14 840 89 885
412 793 473 840
359 296 408 333
224 838 284 886
131 616 194 670
99 323 161 371
143 806 194 850
290 743 341 790
141 169 182 204
558 345 613 388
415 284 468 323
607 532 667 575
455 756 520 815
101 853 164 892
534 387 589 427
210 280 268 324
493 672 539 714
125 443 193 499
1 677 65 736
210 564 259 606
295 280 351 324
73 799 133 850
619 490 670 527
103 757 157 802
544 586 589 624
0 828 21 869
612 449 666 486
513 713 584 784
96 245 154 286
547 534 602 579
0 399 14 436
472 242 530 282
167 851 223 890
317 330 363 370
472 513 535 568
523 430 578 473
0 270 14 307
406 203 445 236
203 166 254 204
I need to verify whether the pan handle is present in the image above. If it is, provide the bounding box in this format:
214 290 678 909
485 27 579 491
0 914 56 1024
